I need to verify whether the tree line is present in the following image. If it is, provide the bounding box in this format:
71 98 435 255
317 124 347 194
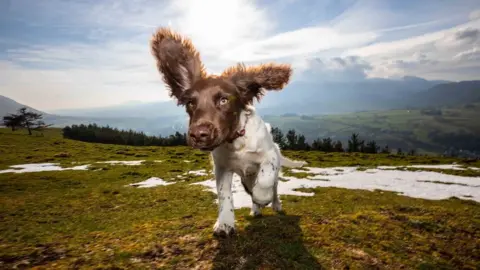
62 124 187 147
270 127 404 154
61 123 409 154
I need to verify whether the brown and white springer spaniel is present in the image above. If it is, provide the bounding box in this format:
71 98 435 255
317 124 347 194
150 27 306 237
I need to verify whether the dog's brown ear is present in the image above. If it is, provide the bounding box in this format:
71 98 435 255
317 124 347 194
150 27 207 103
221 63 292 104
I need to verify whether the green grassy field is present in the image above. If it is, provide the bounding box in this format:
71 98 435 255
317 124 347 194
0 128 479 269
264 103 480 154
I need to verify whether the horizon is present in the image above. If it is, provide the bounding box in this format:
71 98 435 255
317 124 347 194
1 0 480 111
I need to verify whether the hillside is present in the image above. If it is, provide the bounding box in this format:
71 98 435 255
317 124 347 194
409 80 480 108
258 80 480 115
0 128 479 269
46 77 477 118
264 103 480 154
0 95 45 116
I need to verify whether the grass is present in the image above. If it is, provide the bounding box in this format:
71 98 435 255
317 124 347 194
1 128 480 269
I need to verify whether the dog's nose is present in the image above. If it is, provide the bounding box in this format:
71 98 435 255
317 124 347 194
189 124 213 142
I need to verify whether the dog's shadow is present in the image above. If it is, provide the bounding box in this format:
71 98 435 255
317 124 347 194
212 214 323 269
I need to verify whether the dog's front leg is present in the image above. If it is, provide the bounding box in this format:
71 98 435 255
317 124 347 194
251 157 281 207
213 166 235 237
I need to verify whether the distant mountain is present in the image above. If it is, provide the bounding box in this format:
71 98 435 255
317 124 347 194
0 95 45 116
407 80 480 108
401 75 450 86
256 76 453 115
48 76 452 119
257 78 480 116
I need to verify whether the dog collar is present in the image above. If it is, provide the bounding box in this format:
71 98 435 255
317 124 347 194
227 127 246 143
227 113 249 143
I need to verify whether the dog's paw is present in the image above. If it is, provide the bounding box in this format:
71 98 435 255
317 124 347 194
272 201 283 213
250 208 262 218
213 220 236 238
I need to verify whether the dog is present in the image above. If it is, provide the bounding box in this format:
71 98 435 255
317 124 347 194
150 27 307 237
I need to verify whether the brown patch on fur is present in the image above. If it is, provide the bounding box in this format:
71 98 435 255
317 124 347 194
221 63 292 104
180 78 245 150
150 27 207 103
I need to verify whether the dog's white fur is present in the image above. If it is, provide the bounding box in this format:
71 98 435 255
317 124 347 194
210 105 307 235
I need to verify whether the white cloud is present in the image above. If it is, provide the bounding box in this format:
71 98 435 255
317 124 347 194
0 60 164 111
470 9 480 20
1 0 480 111
454 46 480 61
1 0 273 111
221 27 378 62
343 17 480 80
293 56 373 82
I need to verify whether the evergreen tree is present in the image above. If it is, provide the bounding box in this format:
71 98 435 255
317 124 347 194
271 127 287 149
311 138 322 151
348 133 364 152
333 140 344 152
2 107 49 135
321 137 334 152
286 129 298 150
297 134 309 150
18 107 46 135
364 140 379 154
2 114 23 131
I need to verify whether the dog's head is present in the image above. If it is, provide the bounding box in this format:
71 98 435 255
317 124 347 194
150 27 292 151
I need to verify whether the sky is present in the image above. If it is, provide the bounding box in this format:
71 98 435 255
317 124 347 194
0 0 479 111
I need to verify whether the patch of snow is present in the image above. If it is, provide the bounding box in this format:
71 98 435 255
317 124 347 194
0 160 159 174
128 177 173 188
192 174 254 208
0 163 90 174
186 169 209 176
301 167 359 176
377 164 476 171
97 160 145 166
193 165 480 209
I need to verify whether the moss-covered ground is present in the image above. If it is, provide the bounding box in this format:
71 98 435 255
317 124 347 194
0 128 479 269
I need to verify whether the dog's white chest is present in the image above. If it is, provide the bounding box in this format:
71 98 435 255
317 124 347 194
216 147 262 178
211 109 276 178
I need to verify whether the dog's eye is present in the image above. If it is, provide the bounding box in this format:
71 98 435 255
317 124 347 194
219 97 229 105
187 101 195 109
